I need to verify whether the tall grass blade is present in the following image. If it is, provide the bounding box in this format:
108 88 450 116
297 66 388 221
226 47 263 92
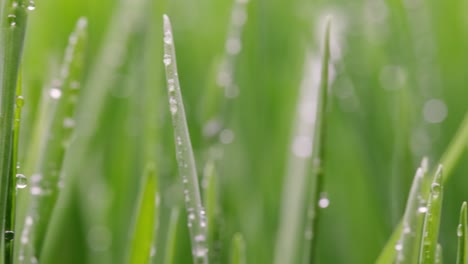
303 18 331 264
456 202 467 264
163 208 180 264
0 1 29 262
230 233 246 264
202 161 219 262
25 18 87 258
163 14 209 264
128 163 158 264
377 113 468 263
394 167 426 264
4 67 23 263
419 165 443 264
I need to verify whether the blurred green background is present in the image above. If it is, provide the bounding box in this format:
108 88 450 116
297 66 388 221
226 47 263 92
15 0 468 263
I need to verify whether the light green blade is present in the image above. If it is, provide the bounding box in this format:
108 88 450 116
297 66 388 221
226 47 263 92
163 14 209 264
128 163 158 264
419 165 443 264
163 208 180 264
231 233 246 264
456 202 467 264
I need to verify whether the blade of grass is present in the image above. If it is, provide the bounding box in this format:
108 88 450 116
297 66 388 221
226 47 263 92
394 167 426 264
163 208 180 264
456 202 467 264
4 67 24 263
0 1 29 262
127 163 158 264
163 14 209 264
303 18 331 264
230 233 246 264
25 18 87 258
419 165 443 264
202 161 219 262
377 113 468 263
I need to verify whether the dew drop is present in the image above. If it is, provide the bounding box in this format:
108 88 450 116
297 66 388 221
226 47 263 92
395 241 403 251
49 88 62 99
431 183 441 198
27 0 35 10
5 230 14 241
163 54 172 66
318 193 330 208
16 96 24 107
219 129 235 144
195 234 206 242
193 246 208 258
169 97 177 114
458 224 463 237
16 174 27 189
8 14 17 27
418 206 428 213
164 32 173 44
63 117 76 128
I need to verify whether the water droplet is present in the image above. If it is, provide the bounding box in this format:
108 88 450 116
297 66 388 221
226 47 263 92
30 186 42 195
395 241 403 251
458 224 463 237
226 38 242 55
418 206 428 213
318 193 330 208
431 183 441 197
25 216 33 226
164 31 173 44
5 230 14 241
423 99 448 124
403 225 411 234
49 88 62 99
169 97 177 114
195 234 205 242
292 136 312 158
188 213 195 220
220 129 235 144
16 96 24 107
168 79 175 92
27 0 35 10
193 246 208 258
63 117 75 128
16 174 27 189
176 136 182 145
163 54 172 66
8 14 17 27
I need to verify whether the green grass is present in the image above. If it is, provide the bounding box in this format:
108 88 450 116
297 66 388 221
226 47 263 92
0 0 467 263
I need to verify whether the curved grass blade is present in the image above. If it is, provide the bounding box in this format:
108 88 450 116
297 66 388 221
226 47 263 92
128 163 158 264
394 168 426 264
303 18 331 264
457 202 467 264
25 18 87 258
163 14 209 264
4 67 24 263
0 1 29 261
230 233 246 264
419 165 443 264
163 208 180 264
377 113 468 263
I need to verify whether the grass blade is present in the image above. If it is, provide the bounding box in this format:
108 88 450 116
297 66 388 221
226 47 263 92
163 14 209 264
377 113 468 263
303 18 331 263
202 161 219 262
395 167 426 264
0 1 29 262
457 202 467 264
26 18 87 258
419 165 443 264
128 163 158 264
163 208 180 264
230 233 246 264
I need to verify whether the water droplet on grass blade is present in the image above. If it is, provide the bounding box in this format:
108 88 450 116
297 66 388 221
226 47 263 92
163 54 172 66
318 193 330 208
431 183 441 197
418 206 428 213
16 96 24 107
458 224 463 237
16 174 27 188
8 14 17 27
5 231 14 241
49 88 62 99
27 0 35 10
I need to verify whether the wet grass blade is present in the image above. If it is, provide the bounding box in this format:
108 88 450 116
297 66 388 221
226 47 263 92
304 18 331 263
230 233 246 264
394 167 426 264
163 14 209 264
457 202 467 264
419 165 443 264
128 163 158 264
163 208 180 264
377 113 468 263
0 1 29 262
25 18 87 257
4 67 24 263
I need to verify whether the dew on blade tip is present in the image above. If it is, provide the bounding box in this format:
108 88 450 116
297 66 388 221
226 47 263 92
16 174 27 189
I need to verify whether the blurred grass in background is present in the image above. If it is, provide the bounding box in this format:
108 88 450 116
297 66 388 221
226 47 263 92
9 0 468 263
